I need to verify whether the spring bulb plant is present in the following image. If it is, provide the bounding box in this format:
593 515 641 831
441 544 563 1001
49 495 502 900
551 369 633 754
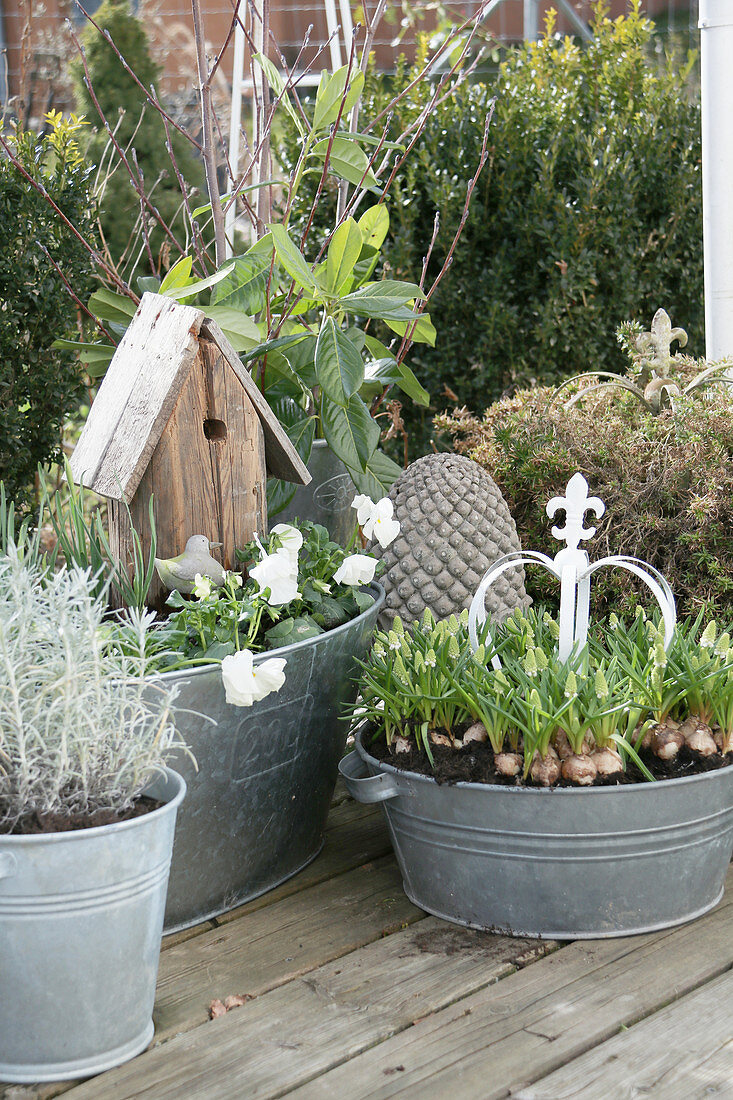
351 605 733 788
0 548 185 831
122 495 400 708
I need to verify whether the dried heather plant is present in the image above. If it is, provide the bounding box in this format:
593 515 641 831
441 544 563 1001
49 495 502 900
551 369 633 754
0 549 185 828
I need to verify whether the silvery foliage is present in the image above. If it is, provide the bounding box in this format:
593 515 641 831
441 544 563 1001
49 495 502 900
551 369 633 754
0 548 183 827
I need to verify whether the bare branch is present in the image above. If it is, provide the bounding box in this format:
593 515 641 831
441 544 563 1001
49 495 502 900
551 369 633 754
37 244 117 345
191 0 227 264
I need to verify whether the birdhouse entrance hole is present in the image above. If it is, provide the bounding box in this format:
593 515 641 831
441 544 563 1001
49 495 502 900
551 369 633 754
203 418 228 443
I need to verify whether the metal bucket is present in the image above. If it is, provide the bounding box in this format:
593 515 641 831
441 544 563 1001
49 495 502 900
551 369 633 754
0 768 185 1083
340 727 733 939
160 584 384 932
275 440 356 546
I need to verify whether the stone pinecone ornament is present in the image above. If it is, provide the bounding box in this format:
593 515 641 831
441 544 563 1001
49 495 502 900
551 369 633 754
371 453 530 626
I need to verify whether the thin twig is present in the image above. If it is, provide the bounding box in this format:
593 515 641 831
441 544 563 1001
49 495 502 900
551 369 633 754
191 0 227 264
37 244 117 344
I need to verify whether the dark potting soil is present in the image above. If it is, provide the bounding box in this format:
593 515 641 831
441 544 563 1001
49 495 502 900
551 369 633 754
2 795 164 835
367 733 733 788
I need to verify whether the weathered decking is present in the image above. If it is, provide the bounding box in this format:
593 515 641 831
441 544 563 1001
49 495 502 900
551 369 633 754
3 786 733 1100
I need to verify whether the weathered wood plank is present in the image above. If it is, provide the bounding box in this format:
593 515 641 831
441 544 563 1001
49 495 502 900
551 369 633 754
214 800 390 923
200 337 268 556
62 920 555 1099
152 855 423 1043
289 877 733 1100
71 294 204 502
512 969 733 1099
201 319 311 486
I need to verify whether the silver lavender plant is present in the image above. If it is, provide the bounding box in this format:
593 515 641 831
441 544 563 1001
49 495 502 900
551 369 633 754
0 548 185 828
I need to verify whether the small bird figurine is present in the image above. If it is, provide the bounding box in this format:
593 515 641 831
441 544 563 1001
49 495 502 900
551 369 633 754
154 535 226 594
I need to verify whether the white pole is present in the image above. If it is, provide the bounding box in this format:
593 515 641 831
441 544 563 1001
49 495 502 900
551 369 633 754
700 0 733 362
324 0 344 69
523 0 539 41
226 19 246 257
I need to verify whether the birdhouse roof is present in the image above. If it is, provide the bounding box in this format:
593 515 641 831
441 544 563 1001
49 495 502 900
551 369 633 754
70 293 311 502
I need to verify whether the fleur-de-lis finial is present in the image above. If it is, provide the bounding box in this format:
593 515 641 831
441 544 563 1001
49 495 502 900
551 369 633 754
635 308 687 374
546 473 604 552
468 473 677 666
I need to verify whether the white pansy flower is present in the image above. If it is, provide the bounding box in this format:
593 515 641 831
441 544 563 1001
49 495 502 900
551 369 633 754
193 573 213 600
333 553 378 587
221 649 287 707
351 494 375 526
361 497 401 548
270 523 303 565
250 547 300 606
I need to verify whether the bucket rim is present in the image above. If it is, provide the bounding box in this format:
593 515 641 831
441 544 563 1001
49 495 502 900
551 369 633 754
153 582 385 683
354 724 733 797
0 766 186 846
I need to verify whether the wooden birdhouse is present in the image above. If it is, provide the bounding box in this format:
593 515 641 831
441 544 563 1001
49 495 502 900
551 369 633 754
70 292 310 608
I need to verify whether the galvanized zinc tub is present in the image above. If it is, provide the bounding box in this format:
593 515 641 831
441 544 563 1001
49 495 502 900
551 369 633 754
161 584 384 932
340 727 733 939
0 768 185 1083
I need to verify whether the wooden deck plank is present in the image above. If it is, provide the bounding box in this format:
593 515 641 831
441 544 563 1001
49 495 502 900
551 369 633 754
62 920 556 1099
152 854 423 1043
512 969 733 1100
286 876 733 1100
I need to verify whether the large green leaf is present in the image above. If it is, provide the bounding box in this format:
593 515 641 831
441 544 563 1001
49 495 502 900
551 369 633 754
204 305 261 352
345 449 402 498
159 256 193 292
321 393 379 472
385 313 437 347
88 287 138 325
324 218 363 296
254 53 305 137
339 280 426 321
312 136 380 193
315 318 364 406
363 357 430 406
268 223 319 295
52 338 116 375
240 331 311 365
312 67 364 130
162 262 235 301
210 254 269 314
358 205 389 250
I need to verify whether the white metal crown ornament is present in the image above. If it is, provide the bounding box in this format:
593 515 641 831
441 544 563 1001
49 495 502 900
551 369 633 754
468 473 676 666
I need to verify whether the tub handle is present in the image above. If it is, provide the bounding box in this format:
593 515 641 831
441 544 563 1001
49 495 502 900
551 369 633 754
339 751 400 803
0 853 16 881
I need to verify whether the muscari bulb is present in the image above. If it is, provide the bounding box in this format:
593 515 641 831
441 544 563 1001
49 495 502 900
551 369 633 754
524 649 538 678
595 667 609 701
425 648 437 669
448 636 460 661
447 614 460 635
565 669 578 699
715 632 731 658
392 616 405 635
609 612 620 630
700 621 717 649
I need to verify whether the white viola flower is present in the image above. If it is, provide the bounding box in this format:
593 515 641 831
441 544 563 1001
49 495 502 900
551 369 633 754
221 649 287 707
361 497 400 548
333 553 378 587
193 573 213 600
250 547 300 606
351 494 375 526
270 523 303 564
